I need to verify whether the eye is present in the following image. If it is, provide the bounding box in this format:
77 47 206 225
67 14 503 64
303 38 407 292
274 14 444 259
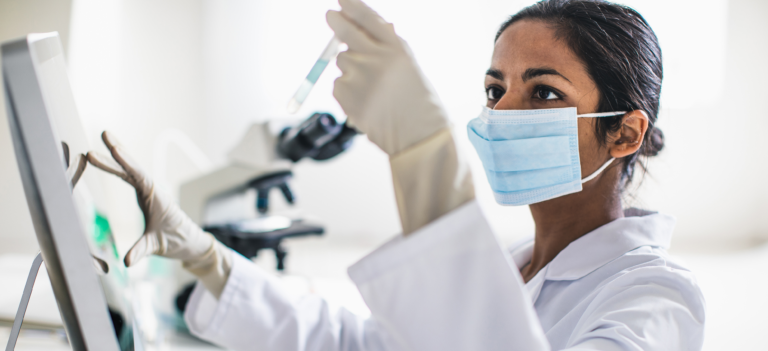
533 86 562 101
486 86 505 101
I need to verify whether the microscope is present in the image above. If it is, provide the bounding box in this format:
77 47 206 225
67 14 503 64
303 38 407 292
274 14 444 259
179 112 356 271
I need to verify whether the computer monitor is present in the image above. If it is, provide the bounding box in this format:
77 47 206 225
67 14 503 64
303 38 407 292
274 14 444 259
2 32 133 350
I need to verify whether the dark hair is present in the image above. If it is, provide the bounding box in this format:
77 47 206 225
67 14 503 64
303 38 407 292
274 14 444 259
497 0 664 188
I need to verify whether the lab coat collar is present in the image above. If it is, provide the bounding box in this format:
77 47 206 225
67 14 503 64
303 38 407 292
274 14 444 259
510 210 676 282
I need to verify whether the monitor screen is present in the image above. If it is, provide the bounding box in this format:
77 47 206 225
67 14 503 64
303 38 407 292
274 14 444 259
3 32 134 350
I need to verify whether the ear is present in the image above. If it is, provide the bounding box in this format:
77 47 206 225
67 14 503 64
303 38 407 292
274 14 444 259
609 110 649 158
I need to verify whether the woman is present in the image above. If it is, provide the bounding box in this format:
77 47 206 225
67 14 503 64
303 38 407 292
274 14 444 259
88 0 705 349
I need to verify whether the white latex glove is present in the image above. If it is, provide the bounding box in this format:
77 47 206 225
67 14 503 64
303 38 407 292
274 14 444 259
389 129 475 235
65 152 87 189
327 0 449 156
327 0 475 235
87 131 232 298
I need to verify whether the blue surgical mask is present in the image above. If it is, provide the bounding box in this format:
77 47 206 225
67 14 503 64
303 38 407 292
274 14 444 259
467 106 625 206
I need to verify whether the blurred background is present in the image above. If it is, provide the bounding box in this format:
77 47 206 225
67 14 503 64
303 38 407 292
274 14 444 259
0 0 767 349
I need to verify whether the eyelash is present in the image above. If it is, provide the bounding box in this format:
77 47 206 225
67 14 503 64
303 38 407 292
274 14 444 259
532 85 564 102
486 85 505 101
485 85 566 103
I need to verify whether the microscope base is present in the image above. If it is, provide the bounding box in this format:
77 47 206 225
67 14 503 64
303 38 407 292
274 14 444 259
205 220 324 271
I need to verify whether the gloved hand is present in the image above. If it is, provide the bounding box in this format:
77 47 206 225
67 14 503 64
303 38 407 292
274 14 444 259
327 0 475 235
87 131 232 298
65 152 87 189
326 0 449 156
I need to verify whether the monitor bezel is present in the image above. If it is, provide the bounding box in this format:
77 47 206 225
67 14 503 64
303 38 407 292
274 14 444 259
2 33 120 351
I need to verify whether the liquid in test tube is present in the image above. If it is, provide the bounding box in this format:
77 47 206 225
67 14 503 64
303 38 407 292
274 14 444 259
287 36 342 114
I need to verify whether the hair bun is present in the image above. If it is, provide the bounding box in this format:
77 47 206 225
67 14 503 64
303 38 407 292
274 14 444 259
641 127 664 157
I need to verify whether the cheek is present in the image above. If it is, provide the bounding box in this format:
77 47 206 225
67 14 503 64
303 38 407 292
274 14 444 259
576 118 603 173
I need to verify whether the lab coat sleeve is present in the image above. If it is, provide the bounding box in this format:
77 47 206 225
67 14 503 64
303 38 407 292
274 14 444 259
184 252 395 351
347 200 551 351
564 266 706 351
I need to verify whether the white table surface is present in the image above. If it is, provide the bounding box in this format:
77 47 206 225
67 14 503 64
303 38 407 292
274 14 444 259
0 235 376 350
0 326 229 351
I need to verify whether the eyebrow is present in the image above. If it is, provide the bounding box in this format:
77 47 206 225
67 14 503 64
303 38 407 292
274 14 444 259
522 67 572 84
485 68 504 81
486 67 572 84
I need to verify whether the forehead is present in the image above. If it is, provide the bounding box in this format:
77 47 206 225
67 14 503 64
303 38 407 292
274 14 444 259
492 19 587 80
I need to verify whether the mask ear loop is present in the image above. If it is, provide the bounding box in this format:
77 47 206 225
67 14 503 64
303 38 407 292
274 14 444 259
577 111 626 117
576 110 626 184
581 158 615 183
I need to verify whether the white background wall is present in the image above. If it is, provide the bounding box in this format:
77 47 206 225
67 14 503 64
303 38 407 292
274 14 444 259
2 0 767 253
0 0 73 256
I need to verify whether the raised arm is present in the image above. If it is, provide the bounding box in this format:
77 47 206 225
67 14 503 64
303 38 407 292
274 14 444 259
327 0 474 235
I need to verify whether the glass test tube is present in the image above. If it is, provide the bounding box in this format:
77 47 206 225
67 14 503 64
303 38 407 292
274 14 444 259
287 36 343 114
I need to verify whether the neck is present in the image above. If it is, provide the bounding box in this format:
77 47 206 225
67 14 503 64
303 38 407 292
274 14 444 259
520 168 624 283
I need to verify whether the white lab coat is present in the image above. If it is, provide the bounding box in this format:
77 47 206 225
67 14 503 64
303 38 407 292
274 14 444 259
184 201 705 351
